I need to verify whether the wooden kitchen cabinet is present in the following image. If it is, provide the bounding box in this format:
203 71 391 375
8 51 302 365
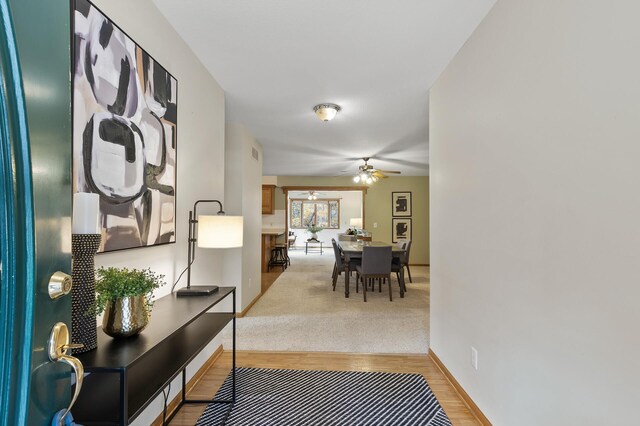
262 185 276 214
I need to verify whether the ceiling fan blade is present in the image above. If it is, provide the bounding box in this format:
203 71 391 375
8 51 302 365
372 171 389 179
376 170 402 174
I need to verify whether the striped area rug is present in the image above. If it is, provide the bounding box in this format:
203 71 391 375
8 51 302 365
196 367 451 426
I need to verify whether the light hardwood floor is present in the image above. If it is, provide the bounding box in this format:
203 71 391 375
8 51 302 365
261 269 282 293
168 351 481 425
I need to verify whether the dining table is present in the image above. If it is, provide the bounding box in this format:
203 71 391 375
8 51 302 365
336 240 407 298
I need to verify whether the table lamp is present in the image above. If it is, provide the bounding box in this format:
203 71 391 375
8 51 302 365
176 199 243 297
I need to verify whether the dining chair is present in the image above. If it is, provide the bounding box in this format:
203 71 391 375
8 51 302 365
331 239 360 291
370 248 406 297
395 240 413 283
355 246 393 302
391 259 407 295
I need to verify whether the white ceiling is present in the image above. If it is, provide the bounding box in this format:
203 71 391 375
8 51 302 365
152 0 495 176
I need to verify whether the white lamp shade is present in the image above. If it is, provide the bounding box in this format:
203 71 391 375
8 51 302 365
350 218 363 228
197 215 243 248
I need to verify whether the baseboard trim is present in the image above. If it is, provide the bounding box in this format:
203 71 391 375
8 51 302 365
235 349 430 357
428 350 492 426
151 344 224 426
409 263 430 266
237 291 263 318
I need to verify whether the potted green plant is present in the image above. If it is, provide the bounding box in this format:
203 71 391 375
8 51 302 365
306 224 324 241
94 267 165 338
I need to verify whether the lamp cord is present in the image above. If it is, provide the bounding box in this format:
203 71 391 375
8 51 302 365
162 382 171 425
171 258 194 293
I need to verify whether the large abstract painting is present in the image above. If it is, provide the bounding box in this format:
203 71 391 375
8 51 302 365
73 0 177 252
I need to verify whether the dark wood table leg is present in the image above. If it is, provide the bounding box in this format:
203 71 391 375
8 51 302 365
400 267 406 298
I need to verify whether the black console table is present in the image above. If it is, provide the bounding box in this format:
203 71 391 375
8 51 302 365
74 287 236 425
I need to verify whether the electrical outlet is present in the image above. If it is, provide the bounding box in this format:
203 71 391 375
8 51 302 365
373 222 378 228
471 347 478 370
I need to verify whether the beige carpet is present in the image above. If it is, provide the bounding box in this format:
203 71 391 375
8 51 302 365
225 248 430 354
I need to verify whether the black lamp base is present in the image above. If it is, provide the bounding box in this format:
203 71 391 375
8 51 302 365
176 285 219 297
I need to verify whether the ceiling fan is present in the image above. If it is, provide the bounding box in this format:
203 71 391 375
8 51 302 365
353 157 401 183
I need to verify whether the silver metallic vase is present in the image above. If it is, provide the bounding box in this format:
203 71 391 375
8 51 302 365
102 296 149 338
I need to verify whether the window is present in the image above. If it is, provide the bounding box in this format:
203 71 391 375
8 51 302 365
290 199 340 229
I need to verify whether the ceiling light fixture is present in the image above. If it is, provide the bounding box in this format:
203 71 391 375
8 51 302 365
352 157 384 185
353 171 378 184
307 191 319 200
313 103 341 122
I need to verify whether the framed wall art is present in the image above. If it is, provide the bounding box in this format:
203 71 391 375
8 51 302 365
392 192 412 217
392 218 412 243
73 0 178 253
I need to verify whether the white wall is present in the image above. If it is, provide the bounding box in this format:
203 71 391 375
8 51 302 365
224 124 262 311
288 191 363 246
430 0 640 424
262 210 286 229
262 175 278 185
89 0 226 424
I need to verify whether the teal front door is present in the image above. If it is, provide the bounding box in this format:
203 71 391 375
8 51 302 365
1 0 77 424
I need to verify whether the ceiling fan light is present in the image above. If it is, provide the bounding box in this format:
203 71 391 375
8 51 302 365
366 177 373 184
353 175 360 183
313 103 341 122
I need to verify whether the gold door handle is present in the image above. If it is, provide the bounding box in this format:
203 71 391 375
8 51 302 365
48 322 84 423
62 343 84 351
